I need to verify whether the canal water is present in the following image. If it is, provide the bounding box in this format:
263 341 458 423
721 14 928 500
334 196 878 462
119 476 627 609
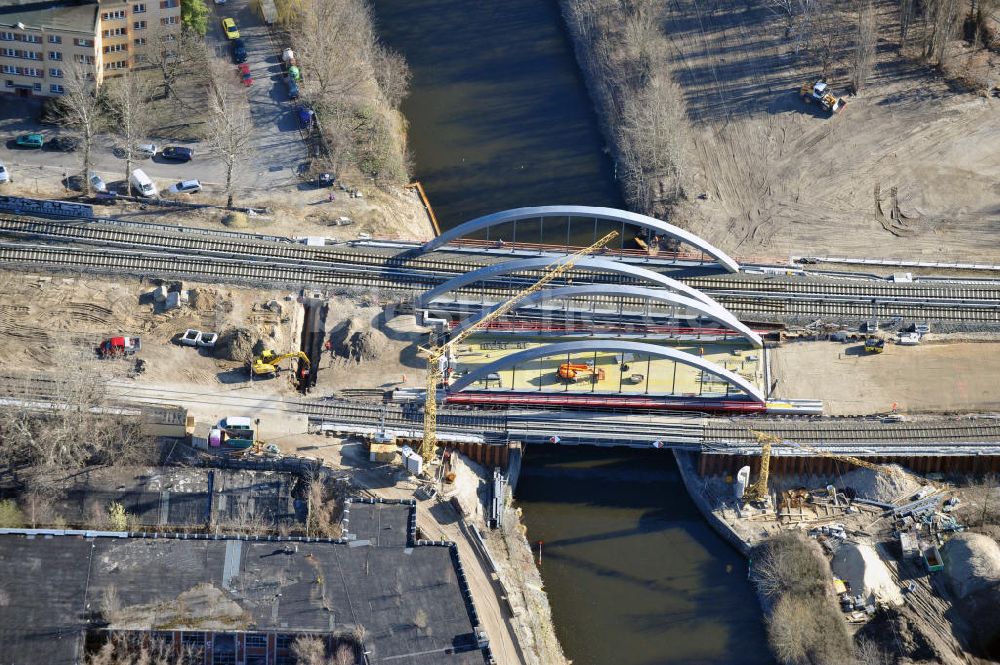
372 1 771 662
373 0 623 228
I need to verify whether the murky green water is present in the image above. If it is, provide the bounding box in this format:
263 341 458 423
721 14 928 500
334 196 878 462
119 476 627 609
516 447 772 665
373 0 623 228
372 1 770 662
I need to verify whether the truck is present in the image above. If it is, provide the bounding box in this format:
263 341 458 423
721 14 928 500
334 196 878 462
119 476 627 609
97 336 141 358
863 337 885 354
209 416 256 449
800 80 847 114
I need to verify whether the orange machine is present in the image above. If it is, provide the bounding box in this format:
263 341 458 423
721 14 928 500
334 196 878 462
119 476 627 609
557 363 606 382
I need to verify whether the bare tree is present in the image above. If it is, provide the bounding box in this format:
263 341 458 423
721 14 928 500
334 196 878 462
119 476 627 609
204 71 255 208
295 0 373 104
851 0 878 92
921 0 962 65
104 73 154 195
86 633 202 665
52 63 105 193
139 24 200 100
373 44 411 109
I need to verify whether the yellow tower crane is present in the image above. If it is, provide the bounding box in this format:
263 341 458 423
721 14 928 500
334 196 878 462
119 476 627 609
420 231 619 464
741 429 921 505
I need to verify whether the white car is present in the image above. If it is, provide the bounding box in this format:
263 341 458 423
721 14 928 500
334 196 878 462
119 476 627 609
136 143 158 158
88 171 107 193
0 161 9 184
167 179 202 194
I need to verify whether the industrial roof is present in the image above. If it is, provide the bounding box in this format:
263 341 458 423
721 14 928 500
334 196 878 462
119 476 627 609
0 0 98 34
0 500 490 664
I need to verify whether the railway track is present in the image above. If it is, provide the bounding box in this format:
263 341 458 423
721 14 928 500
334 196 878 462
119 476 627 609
2 215 1000 323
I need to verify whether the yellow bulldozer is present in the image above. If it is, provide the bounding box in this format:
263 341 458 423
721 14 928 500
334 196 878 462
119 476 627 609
251 349 310 376
800 79 846 114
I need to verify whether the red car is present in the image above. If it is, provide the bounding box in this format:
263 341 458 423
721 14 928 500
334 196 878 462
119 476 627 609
238 63 253 86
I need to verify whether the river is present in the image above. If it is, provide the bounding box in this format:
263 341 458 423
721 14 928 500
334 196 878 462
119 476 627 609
372 1 770 663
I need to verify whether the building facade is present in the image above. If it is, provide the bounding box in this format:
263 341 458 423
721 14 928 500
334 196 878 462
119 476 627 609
0 0 180 98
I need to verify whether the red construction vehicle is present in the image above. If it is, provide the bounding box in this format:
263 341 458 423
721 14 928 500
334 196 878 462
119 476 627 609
97 336 141 358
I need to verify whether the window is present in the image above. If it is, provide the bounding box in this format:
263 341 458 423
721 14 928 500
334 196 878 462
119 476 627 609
22 34 40 44
160 0 179 7
101 10 126 20
24 67 41 77
133 3 146 12
74 38 94 47
25 51 40 60
74 54 94 64
160 16 178 25
50 83 64 94
4 80 11 87
104 59 127 70
245 634 268 649
49 67 62 77
133 37 146 46
102 28 127 37
2 48 16 58
48 35 61 44
103 43 128 53
134 20 147 30
2 65 14 75
0 33 13 41
32 82 40 90
48 51 61 60
133 53 147 63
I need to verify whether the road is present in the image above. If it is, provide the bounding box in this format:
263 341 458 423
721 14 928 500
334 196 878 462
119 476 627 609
0 0 307 199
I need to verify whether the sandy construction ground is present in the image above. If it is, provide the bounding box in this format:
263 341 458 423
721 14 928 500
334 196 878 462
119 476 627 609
659 0 1000 264
771 339 1000 415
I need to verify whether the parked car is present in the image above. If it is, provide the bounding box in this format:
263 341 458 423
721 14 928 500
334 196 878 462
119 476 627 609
46 135 79 151
297 105 314 129
161 146 194 162
129 168 158 197
88 171 107 193
221 17 240 39
15 133 43 148
232 38 247 63
136 143 157 158
238 63 253 87
0 161 9 184
167 179 202 194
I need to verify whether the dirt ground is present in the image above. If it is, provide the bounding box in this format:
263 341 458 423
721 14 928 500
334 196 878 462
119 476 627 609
771 339 1000 415
623 0 1000 263
0 171 434 244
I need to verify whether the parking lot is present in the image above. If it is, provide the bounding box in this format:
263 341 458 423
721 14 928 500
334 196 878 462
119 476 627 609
0 2 308 204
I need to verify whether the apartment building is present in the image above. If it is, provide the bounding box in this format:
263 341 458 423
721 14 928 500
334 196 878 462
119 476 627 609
0 0 180 98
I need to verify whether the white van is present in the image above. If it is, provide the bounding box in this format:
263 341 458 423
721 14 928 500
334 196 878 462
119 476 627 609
129 168 158 198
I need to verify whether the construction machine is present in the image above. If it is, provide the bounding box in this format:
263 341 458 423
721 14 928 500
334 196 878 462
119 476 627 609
251 349 310 376
799 80 847 114
741 429 922 506
864 337 886 354
97 336 141 358
420 231 619 464
557 362 605 383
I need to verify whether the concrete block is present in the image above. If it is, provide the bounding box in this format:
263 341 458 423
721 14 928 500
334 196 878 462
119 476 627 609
164 291 183 311
152 285 168 303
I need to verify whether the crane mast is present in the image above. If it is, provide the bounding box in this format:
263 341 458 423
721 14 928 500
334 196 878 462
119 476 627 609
421 231 619 464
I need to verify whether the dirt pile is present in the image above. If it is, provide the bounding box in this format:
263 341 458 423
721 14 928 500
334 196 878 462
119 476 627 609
188 288 219 312
839 466 921 503
830 541 903 606
854 606 940 664
214 327 257 363
329 318 386 362
943 532 1000 599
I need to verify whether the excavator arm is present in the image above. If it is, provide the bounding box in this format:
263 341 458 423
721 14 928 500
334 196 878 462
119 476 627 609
252 350 310 375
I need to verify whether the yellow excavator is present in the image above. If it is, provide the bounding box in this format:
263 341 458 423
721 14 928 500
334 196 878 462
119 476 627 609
251 349 310 376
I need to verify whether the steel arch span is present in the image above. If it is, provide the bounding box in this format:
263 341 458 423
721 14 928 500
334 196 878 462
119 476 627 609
420 206 740 273
448 285 763 347
447 340 766 402
417 256 721 309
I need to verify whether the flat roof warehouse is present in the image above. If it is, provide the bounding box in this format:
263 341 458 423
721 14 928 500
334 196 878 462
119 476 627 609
0 499 492 664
